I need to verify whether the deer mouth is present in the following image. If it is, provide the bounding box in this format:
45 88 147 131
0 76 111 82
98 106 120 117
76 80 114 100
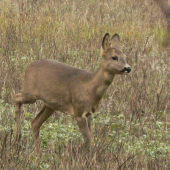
121 67 131 74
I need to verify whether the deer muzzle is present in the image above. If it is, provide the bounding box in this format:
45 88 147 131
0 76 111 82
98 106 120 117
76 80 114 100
121 67 131 73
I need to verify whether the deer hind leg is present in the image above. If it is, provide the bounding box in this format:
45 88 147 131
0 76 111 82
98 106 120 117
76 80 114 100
31 105 54 153
14 93 36 143
76 114 94 148
14 98 22 143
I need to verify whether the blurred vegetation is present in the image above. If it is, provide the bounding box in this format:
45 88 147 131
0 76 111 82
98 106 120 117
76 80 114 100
0 0 170 169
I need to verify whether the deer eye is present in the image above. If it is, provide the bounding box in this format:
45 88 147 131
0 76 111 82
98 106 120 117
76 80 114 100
112 56 118 61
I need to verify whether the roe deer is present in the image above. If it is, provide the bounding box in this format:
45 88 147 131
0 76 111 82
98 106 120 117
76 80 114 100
14 33 131 152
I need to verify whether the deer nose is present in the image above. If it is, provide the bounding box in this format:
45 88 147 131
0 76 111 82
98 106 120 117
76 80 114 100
125 67 131 73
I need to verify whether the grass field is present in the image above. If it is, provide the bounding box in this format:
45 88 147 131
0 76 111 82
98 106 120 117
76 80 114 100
0 0 170 169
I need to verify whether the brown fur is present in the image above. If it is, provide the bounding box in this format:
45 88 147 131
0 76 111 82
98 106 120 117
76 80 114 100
14 33 131 152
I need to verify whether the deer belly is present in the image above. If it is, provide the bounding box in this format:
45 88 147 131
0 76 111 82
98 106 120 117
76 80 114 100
44 101 74 116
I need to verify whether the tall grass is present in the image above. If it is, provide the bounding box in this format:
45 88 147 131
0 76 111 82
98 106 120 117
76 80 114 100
0 0 170 169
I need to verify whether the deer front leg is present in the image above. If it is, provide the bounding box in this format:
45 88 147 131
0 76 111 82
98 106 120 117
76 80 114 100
86 112 94 143
76 115 94 148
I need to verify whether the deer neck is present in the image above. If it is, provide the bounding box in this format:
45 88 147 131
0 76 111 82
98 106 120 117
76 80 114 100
92 64 115 99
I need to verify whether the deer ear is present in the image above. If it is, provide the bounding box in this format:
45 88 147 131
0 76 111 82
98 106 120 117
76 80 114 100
102 33 111 51
111 33 121 50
